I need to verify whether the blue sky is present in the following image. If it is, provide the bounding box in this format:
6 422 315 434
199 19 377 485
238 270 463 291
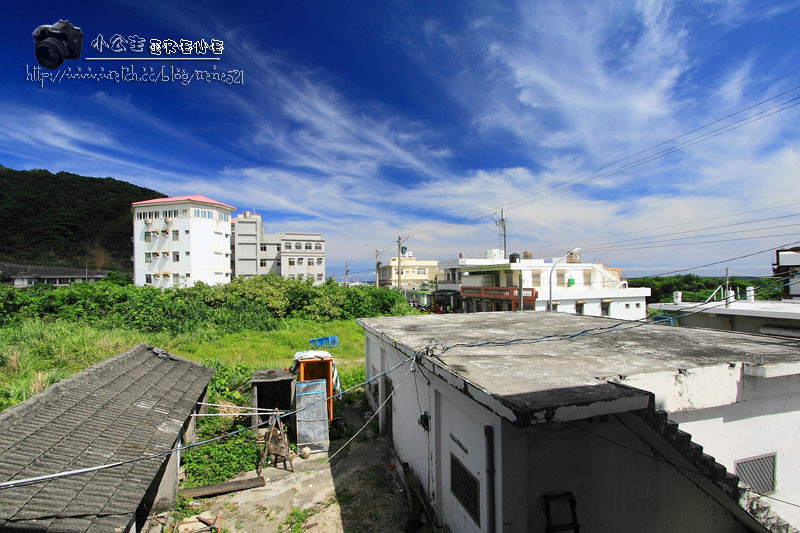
4 1 800 280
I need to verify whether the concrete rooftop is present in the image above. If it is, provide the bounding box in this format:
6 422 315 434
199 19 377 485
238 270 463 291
358 312 800 424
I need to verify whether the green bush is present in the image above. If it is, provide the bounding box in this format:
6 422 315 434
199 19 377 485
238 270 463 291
1 275 414 335
181 424 260 487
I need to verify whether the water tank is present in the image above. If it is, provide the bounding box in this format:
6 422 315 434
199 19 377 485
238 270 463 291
510 253 520 263
673 291 682 304
522 251 533 259
746 286 755 302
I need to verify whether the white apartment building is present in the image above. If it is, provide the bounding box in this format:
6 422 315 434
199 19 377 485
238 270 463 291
438 249 650 319
231 211 326 285
132 195 234 288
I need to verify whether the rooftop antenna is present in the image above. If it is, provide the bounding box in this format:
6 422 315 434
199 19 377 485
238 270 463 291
494 208 507 259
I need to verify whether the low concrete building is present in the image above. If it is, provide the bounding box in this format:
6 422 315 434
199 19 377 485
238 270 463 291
649 299 800 338
0 261 107 288
358 312 800 531
0 344 212 532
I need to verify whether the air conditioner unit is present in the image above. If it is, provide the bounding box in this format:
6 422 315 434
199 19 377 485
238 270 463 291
144 219 152 225
165 217 171 223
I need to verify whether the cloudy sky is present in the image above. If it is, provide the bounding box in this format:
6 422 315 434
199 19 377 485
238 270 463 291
4 1 800 280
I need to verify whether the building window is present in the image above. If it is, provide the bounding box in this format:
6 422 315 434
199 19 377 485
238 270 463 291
735 453 776 494
636 303 641 309
418 268 427 275
173 273 179 284
172 230 179 241
451 454 480 526
144 232 151 243
288 258 295 266
260 259 267 267
288 274 295 279
295 242 302 249
304 242 312 250
185 251 190 256
185 229 190 235
556 270 566 287
317 273 323 279
161 230 169 237
575 302 584 315
145 274 152 284
298 274 304 280
531 270 541 287
276 260 281 267
173 252 180 262
145 253 152 264
625 303 631 309
185 273 190 278
260 244 267 252
316 258 323 265
284 243 291 250
298 258 304 264
315 243 322 250
601 301 611 316
583 270 592 286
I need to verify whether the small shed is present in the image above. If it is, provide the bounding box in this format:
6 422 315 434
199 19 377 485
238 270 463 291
0 343 212 532
250 369 295 429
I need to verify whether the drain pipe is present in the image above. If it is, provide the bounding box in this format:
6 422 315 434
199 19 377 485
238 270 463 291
484 425 496 533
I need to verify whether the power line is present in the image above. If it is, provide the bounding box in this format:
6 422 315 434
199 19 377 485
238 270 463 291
532 212 800 258
412 88 800 237
531 201 800 253
645 240 800 277
0 354 417 490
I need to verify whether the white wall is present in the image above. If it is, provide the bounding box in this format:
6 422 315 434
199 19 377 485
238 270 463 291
133 201 232 288
364 332 503 532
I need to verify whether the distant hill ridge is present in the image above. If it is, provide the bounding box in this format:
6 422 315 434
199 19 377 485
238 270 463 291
0 166 166 270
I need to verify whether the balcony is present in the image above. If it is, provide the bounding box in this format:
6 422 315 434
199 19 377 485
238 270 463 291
460 286 538 310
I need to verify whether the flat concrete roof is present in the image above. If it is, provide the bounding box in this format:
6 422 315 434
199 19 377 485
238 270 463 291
649 300 800 320
358 312 800 425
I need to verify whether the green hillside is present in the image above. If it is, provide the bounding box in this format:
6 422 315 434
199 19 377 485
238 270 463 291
0 166 165 270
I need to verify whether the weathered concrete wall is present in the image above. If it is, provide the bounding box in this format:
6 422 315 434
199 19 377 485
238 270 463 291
672 388 800 526
521 418 749 533
677 312 800 335
365 331 504 532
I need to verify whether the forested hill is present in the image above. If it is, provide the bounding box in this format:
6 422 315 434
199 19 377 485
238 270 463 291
0 166 165 270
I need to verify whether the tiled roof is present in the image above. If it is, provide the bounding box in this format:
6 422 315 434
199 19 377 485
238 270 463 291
131 195 235 210
0 344 213 532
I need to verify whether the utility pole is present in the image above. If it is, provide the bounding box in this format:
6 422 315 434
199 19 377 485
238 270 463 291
397 235 411 293
375 248 388 288
344 262 350 286
495 209 507 259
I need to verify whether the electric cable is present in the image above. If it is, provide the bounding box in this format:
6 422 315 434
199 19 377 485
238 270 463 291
413 90 800 237
314 360 416 470
0 354 417 490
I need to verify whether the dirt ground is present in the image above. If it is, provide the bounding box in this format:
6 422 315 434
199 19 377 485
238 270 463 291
154 403 413 532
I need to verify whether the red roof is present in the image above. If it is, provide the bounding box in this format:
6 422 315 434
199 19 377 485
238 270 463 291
132 195 235 210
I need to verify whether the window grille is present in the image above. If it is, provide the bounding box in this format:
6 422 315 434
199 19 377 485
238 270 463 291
451 454 480 525
736 453 776 494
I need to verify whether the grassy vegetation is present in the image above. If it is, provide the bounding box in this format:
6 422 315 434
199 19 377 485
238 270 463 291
0 317 369 411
